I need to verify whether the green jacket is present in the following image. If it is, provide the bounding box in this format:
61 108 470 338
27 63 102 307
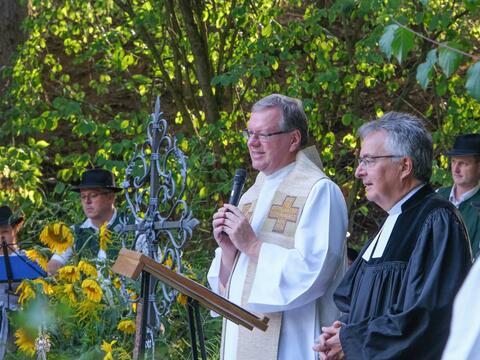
438 186 480 258
73 214 123 261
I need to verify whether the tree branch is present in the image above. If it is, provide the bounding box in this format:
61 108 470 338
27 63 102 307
114 0 198 136
391 18 479 61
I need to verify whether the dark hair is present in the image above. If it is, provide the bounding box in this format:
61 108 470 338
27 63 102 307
252 94 309 146
358 112 433 182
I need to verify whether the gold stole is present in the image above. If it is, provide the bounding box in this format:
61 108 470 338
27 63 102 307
221 146 326 360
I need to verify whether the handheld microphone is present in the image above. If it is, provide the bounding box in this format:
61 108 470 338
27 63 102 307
227 168 247 206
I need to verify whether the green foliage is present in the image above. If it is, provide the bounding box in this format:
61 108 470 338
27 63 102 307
379 0 480 100
0 145 44 207
416 49 437 89
379 24 398 60
466 62 480 99
438 45 464 78
391 27 415 64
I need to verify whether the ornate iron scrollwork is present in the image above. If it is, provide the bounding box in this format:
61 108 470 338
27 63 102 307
116 97 199 353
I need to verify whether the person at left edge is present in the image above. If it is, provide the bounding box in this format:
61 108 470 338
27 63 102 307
47 168 123 275
208 94 348 360
0 205 25 359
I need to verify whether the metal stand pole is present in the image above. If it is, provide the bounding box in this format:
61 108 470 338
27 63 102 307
139 271 151 358
187 297 206 360
193 299 207 360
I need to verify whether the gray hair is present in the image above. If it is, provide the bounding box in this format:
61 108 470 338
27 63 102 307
358 112 433 182
252 94 309 146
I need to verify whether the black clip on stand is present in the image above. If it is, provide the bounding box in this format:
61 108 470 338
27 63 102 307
1 238 14 309
187 296 207 360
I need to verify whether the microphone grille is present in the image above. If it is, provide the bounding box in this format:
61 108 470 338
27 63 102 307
234 168 247 181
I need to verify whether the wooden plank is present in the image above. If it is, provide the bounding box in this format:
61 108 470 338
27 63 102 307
112 248 145 279
112 249 269 332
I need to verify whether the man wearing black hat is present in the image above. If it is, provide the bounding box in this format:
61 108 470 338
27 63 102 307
438 134 480 259
0 206 24 358
0 206 23 255
47 168 123 274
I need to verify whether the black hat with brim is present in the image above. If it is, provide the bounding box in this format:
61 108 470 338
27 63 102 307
0 206 24 226
445 134 480 156
71 168 123 193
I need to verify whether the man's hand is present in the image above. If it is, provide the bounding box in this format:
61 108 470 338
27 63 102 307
219 204 261 261
213 206 238 259
313 321 344 360
212 203 262 290
47 259 63 276
213 206 238 289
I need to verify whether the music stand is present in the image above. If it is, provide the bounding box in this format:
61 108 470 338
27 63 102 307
112 248 269 360
0 240 47 308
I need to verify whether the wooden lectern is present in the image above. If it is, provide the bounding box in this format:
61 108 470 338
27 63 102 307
112 248 269 359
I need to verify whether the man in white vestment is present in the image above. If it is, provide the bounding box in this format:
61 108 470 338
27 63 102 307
442 259 480 360
442 197 480 360
207 94 348 360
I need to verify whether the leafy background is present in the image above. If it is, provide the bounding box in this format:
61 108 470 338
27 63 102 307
1 0 480 358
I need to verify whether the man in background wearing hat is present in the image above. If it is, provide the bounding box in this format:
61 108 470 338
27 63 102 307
47 168 123 275
0 205 24 358
0 206 23 256
438 134 480 259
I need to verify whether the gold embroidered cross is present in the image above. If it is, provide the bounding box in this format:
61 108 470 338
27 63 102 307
268 196 299 233
242 203 254 222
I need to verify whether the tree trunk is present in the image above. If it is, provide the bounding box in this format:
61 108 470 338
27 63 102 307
0 0 29 94
177 0 220 124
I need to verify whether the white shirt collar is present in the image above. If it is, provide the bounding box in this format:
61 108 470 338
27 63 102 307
363 184 425 261
80 208 117 231
264 162 296 182
449 184 480 208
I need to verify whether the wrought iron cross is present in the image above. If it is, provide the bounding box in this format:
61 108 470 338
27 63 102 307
115 97 199 357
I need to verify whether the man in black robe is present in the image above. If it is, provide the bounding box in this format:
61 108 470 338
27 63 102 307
314 112 472 359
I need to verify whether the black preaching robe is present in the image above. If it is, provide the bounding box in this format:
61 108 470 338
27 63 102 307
335 185 472 359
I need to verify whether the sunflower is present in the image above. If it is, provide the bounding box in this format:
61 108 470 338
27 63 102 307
117 319 136 334
162 255 173 268
16 281 36 306
76 299 102 322
112 277 122 289
99 222 112 251
127 289 138 313
177 293 188 306
101 339 117 360
81 279 103 303
78 260 98 277
15 329 36 356
62 283 77 303
32 278 54 296
57 265 81 283
24 249 48 271
39 222 74 254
